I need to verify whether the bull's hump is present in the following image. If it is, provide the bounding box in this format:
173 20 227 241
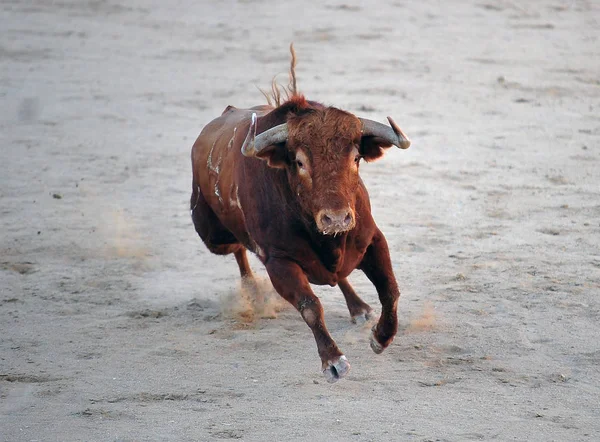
248 104 274 113
221 105 233 114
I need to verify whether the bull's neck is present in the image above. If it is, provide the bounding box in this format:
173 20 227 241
316 231 348 273
300 220 347 273
275 168 349 272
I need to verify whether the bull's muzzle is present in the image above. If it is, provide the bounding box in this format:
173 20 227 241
316 209 355 235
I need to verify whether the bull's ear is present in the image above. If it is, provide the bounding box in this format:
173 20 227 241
255 143 288 168
360 136 393 162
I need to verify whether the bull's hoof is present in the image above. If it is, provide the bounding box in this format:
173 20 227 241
322 355 350 383
351 307 374 325
369 326 385 354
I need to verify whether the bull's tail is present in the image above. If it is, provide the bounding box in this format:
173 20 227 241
259 43 299 107
289 42 297 96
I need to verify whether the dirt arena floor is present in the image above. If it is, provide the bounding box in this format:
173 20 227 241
1 1 599 440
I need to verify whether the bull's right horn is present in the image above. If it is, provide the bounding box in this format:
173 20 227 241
241 113 289 157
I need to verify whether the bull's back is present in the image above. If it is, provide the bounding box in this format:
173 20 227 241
191 105 272 245
193 108 241 184
192 105 272 183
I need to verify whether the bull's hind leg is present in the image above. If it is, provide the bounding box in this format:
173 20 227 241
265 257 350 383
191 184 240 255
359 229 400 354
191 184 257 283
233 247 253 278
338 278 374 324
234 247 260 297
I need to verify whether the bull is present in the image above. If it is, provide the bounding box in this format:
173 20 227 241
190 45 411 382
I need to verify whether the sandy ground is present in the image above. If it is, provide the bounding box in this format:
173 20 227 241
1 0 600 440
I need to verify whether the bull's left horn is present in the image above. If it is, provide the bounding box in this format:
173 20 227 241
359 116 411 149
241 113 289 157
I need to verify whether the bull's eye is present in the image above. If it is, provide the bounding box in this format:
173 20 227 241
296 160 304 169
354 155 360 164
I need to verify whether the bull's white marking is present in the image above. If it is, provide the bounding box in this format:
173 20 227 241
229 184 241 209
227 127 237 149
235 185 245 218
214 184 222 204
207 140 219 174
255 245 265 260
207 139 225 205
190 185 201 213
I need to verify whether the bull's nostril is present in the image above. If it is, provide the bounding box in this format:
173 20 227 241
318 211 354 233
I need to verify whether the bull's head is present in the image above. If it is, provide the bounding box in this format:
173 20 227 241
241 106 410 235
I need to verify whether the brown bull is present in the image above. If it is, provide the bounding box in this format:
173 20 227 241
190 45 410 382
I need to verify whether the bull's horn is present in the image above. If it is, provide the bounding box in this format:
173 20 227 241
359 116 411 149
241 113 289 157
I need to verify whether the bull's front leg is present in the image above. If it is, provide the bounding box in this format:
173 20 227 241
265 257 350 382
359 229 400 354
338 278 373 324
